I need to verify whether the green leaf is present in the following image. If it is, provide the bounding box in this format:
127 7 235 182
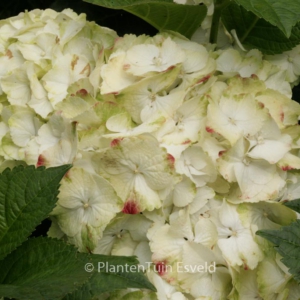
63 255 156 299
222 3 300 54
256 220 300 283
234 0 300 37
284 198 300 214
61 283 93 300
90 255 156 293
0 237 92 300
107 290 157 299
83 0 207 38
0 164 72 261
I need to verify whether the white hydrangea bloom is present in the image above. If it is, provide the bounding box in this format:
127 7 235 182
36 113 78 167
8 107 42 148
154 96 207 147
207 91 267 146
41 50 92 107
175 145 217 187
1 8 300 299
238 201 296 252
104 112 163 139
216 49 263 78
257 255 292 299
0 44 24 82
280 173 300 201
117 67 182 124
26 61 53 118
229 268 262 299
147 270 188 300
218 138 286 202
255 62 292 99
123 37 185 77
51 167 122 252
265 45 300 85
255 89 300 129
1 65 31 106
100 51 137 94
94 213 153 258
178 243 232 299
97 134 174 212
174 39 210 74
150 209 193 263
213 200 264 269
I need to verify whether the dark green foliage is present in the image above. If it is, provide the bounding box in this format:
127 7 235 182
257 220 300 283
284 198 300 213
0 166 155 299
0 165 72 260
222 3 300 54
257 197 300 283
82 0 207 38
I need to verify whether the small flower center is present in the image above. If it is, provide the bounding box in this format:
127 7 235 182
228 227 237 237
149 93 156 102
228 117 236 125
185 159 191 166
153 56 162 66
257 135 264 144
243 157 251 166
175 114 184 127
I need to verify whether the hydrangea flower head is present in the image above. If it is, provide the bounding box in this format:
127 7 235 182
1 8 300 299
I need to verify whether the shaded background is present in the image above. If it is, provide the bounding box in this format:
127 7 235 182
2 0 300 237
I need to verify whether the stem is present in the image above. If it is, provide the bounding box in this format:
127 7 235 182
209 0 231 44
240 16 259 42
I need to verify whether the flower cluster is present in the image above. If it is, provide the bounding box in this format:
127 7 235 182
1 9 300 299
